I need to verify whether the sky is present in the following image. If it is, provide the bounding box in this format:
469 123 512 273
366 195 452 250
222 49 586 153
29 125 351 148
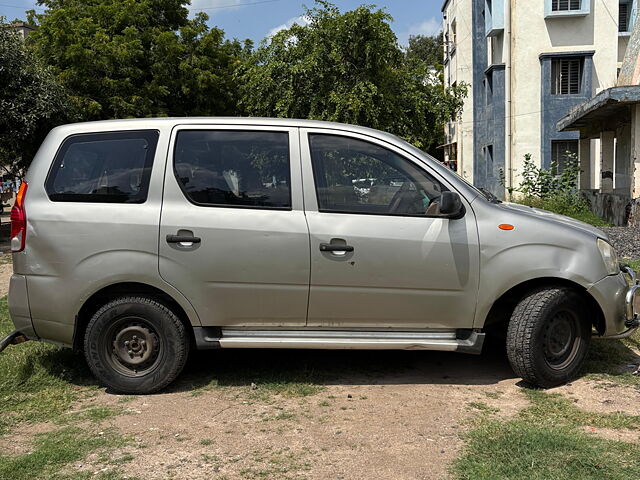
0 0 443 45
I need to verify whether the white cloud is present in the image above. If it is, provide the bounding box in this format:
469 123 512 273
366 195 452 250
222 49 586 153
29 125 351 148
267 15 310 38
398 16 442 45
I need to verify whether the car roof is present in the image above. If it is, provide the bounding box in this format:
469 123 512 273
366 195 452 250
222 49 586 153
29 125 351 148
51 117 401 143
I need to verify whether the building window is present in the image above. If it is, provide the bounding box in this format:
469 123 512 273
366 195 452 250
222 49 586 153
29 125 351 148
619 1 632 32
551 140 579 174
545 0 589 17
552 0 581 11
445 143 457 171
446 20 457 57
485 145 494 179
551 58 583 95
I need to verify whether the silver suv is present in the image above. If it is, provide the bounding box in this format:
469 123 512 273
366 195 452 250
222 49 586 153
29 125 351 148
4 118 639 393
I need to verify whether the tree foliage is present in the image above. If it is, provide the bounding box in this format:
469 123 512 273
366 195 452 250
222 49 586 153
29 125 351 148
405 33 444 67
0 21 70 175
240 1 466 152
28 0 249 120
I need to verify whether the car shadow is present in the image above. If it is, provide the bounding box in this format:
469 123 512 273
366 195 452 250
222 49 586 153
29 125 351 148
583 334 640 377
32 336 640 395
168 339 517 394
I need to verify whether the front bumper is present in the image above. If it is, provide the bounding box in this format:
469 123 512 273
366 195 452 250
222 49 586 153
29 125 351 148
621 265 640 334
588 267 640 339
587 266 640 338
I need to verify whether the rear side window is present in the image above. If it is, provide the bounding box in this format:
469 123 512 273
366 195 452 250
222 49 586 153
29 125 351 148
173 130 291 209
46 130 159 203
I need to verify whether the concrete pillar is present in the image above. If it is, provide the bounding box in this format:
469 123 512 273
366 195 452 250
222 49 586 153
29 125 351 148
600 131 615 193
615 124 632 196
632 105 640 198
579 138 592 190
592 139 601 190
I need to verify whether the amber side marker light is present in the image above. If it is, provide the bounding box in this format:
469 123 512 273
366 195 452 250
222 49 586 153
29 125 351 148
498 224 515 231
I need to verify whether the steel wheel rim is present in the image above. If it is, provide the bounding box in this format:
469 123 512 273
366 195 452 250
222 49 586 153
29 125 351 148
105 316 162 377
542 310 581 370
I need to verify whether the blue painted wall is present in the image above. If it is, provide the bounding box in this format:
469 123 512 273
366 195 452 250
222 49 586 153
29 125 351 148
539 52 594 168
472 0 506 198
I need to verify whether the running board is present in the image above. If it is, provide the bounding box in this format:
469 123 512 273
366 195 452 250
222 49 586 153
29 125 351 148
193 328 485 355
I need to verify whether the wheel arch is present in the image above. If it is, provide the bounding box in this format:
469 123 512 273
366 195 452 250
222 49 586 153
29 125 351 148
482 277 605 336
73 282 196 352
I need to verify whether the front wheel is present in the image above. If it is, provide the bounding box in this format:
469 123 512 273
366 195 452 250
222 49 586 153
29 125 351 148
506 286 591 388
84 296 190 394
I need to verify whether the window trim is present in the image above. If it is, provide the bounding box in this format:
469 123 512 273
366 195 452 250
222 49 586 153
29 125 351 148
544 0 589 18
44 129 159 204
171 129 294 211
307 132 462 219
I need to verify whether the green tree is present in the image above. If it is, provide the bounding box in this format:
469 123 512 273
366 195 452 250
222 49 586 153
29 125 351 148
240 1 466 152
28 0 248 120
405 33 443 67
0 20 71 176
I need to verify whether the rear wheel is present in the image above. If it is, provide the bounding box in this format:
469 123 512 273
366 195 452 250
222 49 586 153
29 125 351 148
506 286 591 388
84 296 189 394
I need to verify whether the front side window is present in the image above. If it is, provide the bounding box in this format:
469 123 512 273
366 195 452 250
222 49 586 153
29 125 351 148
552 0 581 11
551 58 583 95
174 130 291 209
309 134 449 216
46 130 159 203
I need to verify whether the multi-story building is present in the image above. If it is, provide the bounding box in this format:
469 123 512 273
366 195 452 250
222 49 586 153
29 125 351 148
442 0 636 199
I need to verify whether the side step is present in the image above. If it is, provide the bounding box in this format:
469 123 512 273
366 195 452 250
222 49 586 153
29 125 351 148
194 327 485 355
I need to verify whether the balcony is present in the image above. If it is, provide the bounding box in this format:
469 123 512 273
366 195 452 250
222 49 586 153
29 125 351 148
485 0 505 37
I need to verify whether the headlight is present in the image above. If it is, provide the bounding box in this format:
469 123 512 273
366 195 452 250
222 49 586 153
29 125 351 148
597 238 619 275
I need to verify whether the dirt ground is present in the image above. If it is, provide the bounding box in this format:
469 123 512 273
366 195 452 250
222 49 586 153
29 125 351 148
27 350 640 480
2 263 640 479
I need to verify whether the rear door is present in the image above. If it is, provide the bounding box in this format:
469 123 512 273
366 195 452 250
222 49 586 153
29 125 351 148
300 129 480 329
158 125 310 327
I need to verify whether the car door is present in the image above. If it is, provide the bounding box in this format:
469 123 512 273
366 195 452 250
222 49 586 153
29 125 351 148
159 125 310 327
300 129 480 329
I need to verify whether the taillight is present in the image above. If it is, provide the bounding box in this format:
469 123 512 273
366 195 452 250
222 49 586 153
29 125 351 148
11 181 28 253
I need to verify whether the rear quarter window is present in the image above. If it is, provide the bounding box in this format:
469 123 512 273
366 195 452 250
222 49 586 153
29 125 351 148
45 130 159 203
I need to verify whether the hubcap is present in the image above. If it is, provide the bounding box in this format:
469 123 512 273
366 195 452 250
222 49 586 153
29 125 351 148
106 318 161 377
542 311 580 370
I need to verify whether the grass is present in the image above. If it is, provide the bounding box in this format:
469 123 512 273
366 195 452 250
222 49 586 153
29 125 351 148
0 293 132 479
453 389 640 479
0 427 128 480
621 258 640 272
583 331 640 386
0 297 97 435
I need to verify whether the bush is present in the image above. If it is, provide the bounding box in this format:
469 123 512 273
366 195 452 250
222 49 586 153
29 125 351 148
501 154 608 227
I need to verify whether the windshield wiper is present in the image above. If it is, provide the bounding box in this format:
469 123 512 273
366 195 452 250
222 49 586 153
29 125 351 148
479 188 502 204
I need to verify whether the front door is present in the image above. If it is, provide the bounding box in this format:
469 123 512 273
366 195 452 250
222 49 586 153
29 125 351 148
159 126 310 327
300 129 480 329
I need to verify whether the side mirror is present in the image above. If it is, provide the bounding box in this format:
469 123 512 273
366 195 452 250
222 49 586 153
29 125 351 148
439 191 465 219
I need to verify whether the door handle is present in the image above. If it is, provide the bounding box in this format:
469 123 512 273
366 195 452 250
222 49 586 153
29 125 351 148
166 234 201 244
319 243 354 252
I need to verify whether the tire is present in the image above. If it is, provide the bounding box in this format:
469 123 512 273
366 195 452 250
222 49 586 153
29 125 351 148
506 286 591 388
84 296 189 394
